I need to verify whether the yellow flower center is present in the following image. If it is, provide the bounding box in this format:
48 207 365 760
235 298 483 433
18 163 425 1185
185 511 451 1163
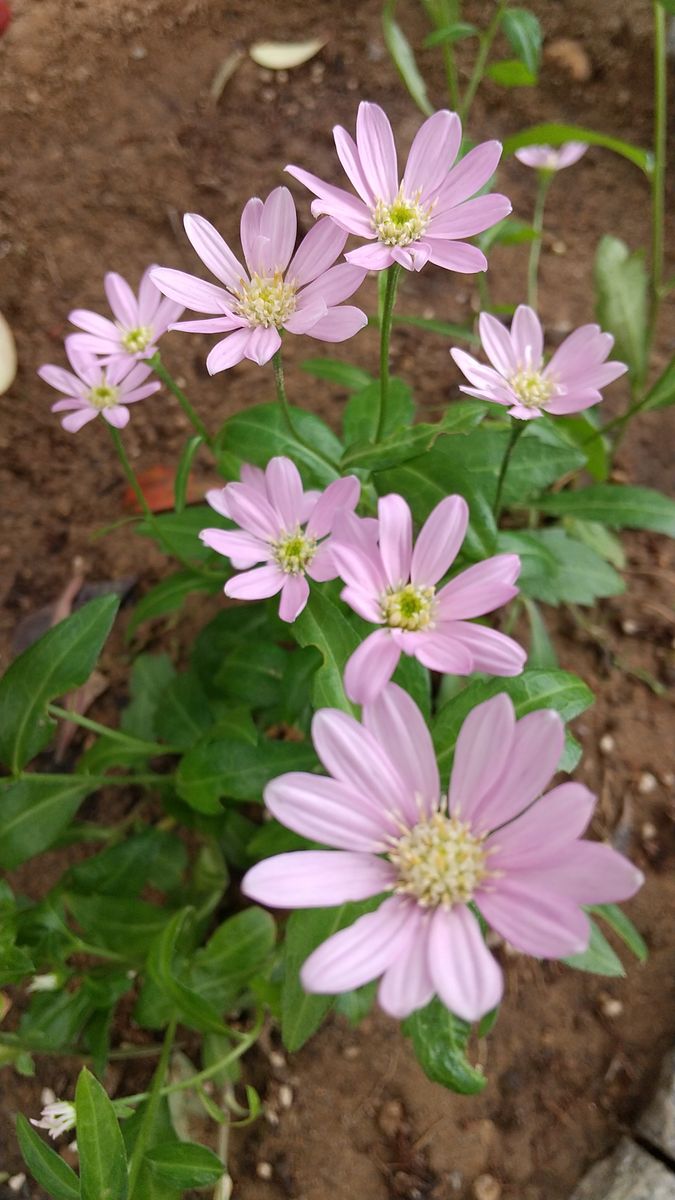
390 812 488 908
381 582 436 631
372 188 431 247
88 384 119 410
272 528 317 575
234 271 298 328
509 367 556 409
121 325 153 353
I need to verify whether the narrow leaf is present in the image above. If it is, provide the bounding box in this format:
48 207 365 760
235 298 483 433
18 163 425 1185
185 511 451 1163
382 0 434 116
76 1067 129 1200
16 1114 80 1200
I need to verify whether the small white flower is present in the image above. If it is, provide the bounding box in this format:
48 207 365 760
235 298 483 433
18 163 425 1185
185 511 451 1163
30 1101 76 1140
27 973 60 993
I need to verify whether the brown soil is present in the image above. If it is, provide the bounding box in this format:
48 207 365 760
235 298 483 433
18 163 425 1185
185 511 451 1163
1 1 674 1198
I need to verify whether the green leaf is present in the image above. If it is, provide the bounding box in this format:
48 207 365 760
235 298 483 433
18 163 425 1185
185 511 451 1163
146 1142 224 1188
147 908 229 1034
533 484 675 537
641 356 675 410
121 653 176 741
66 829 176 898
0 776 95 868
66 894 168 958
595 235 648 384
334 981 378 1024
301 357 373 391
292 589 359 713
564 919 625 977
173 435 204 513
138 506 225 563
500 528 624 605
281 899 380 1051
392 313 478 343
479 216 537 252
382 0 434 116
126 571 220 640
0 595 119 773
192 907 276 1006
502 7 542 75
154 672 213 750
342 377 414 447
218 402 342 488
403 997 486 1094
593 903 647 962
76 1067 129 1200
555 413 609 482
423 21 478 46
487 58 536 87
504 123 653 177
566 519 626 569
215 642 288 709
16 1114 80 1200
521 597 558 669
657 0 675 13
176 736 316 813
341 401 487 472
432 669 594 783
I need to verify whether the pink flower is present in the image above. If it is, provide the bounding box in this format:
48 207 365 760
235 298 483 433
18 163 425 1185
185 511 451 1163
38 337 161 432
243 685 644 1021
201 457 361 622
451 305 628 420
150 187 368 374
330 494 525 703
515 142 588 171
68 267 184 365
286 101 511 273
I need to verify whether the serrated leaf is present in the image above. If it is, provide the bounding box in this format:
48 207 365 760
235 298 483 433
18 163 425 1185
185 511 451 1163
176 736 316 812
121 653 176 740
595 235 648 384
66 894 168 959
249 38 325 70
16 1115 80 1200
217 402 342 488
342 377 414 447
403 997 486 1093
341 400 486 472
501 528 624 605
0 595 119 773
534 484 675 536
292 589 359 713
76 1067 128 1200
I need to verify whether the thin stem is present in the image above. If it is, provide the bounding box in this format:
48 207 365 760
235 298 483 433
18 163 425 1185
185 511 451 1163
272 350 339 471
527 171 553 310
47 704 180 756
649 0 667 342
438 0 461 110
148 352 213 447
459 0 508 126
376 264 401 442
22 771 170 788
128 1017 177 1198
494 420 525 522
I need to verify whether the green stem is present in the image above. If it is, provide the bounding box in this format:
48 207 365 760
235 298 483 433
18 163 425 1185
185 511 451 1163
527 171 553 310
272 350 339 471
148 352 213 447
22 770 170 787
459 0 508 125
649 0 667 342
128 1017 177 1198
438 0 461 110
376 264 401 442
47 704 180 756
494 420 525 521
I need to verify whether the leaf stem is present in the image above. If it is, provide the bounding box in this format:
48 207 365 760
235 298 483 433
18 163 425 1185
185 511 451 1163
47 704 180 756
649 0 667 343
527 170 553 310
127 1017 177 1198
459 0 509 126
147 351 213 447
272 350 339 471
376 263 402 443
494 419 525 521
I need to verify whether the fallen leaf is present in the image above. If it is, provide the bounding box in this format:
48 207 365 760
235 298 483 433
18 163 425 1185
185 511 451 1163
122 464 202 514
55 670 109 761
249 38 325 71
0 311 17 394
0 2 11 38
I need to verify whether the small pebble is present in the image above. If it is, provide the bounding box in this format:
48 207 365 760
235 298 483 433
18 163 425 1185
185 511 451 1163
269 1050 286 1070
310 62 325 83
622 618 639 635
378 1098 404 1138
343 1043 360 1060
8 1176 26 1194
278 1084 293 1109
473 1174 502 1200
448 1170 464 1192
130 45 147 60
600 733 615 755
642 821 657 840
601 997 624 1019
638 772 657 795
551 240 567 255
256 1162 273 1180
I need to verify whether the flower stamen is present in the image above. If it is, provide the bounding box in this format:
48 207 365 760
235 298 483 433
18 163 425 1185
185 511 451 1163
120 325 154 353
381 582 436 631
372 188 431 247
390 812 489 908
272 527 317 575
509 366 556 409
234 271 298 328
88 383 119 410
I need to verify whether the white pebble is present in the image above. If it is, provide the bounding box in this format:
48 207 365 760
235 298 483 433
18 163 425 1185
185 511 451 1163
473 1174 502 1200
278 1084 293 1109
599 733 615 755
256 1162 273 1180
642 821 657 840
601 997 624 1018
638 772 658 795
9 1176 26 1193
622 618 639 635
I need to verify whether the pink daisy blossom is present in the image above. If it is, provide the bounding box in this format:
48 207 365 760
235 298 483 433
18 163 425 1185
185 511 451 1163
450 305 628 420
330 494 525 703
243 685 644 1021
201 457 361 622
150 187 368 374
68 267 184 364
515 142 588 171
286 101 511 273
38 337 161 432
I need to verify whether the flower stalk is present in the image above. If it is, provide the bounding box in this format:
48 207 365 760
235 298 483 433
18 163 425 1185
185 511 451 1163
376 264 402 442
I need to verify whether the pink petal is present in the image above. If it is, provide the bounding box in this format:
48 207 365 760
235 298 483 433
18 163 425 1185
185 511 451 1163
429 194 511 240
339 584 382 623
378 494 413 587
120 383 162 404
555 142 588 168
101 405 130 429
62 408 98 433
242 851 396 908
410 631 474 675
265 457 305 530
183 213 247 290
38 365 88 397
68 309 121 341
206 330 254 374
306 542 339 582
344 629 401 706
391 242 432 272
448 694 515 823
435 140 504 209
311 705 411 820
437 555 521 620
283 298 328 336
264 772 396 850
428 905 503 1022
65 333 121 357
306 476 360 539
402 110 462 201
331 536 387 596
426 240 488 274
278 573 310 622
355 101 398 203
544 390 604 415
150 267 236 315
245 326 282 365
206 487 230 518
138 266 164 324
301 896 415 993
345 243 396 271
477 879 590 959
224 481 282 539
287 218 349 288
225 564 285 601
333 125 375 205
154 295 185 332
544 325 613 380
298 262 367 308
51 398 87 412
510 305 544 368
285 165 374 237
378 907 435 1018
515 146 552 168
441 621 526 676
306 305 368 342
199 528 268 567
411 495 468 587
104 272 138 327
362 682 439 815
240 196 264 275
259 186 297 274
516 842 644 905
478 312 517 376
470 708 565 832
561 361 628 391
487 782 595 868
170 316 244 334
